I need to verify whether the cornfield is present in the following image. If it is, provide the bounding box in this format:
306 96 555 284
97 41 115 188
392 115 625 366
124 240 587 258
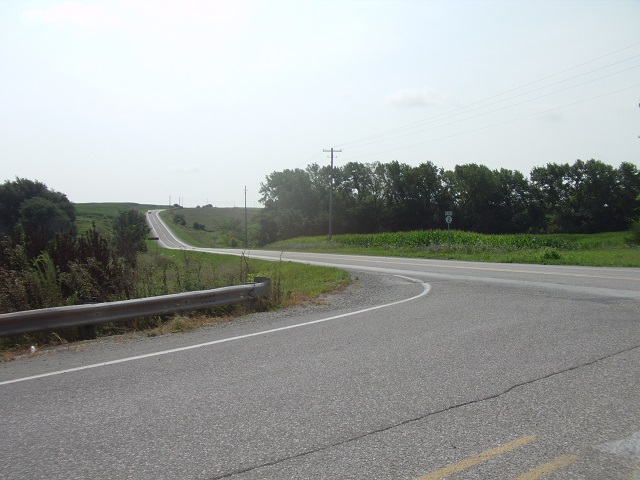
273 230 575 253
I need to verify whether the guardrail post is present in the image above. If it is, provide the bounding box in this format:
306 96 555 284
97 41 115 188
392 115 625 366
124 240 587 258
78 324 96 340
78 301 97 340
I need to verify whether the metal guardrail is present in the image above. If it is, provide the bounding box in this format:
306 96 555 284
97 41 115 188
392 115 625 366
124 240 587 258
0 277 271 338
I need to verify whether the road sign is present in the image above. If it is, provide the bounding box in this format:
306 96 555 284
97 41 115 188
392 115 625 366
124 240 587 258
445 211 453 217
445 215 453 224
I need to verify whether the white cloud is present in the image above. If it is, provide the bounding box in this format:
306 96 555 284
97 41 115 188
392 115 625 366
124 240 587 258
386 86 458 108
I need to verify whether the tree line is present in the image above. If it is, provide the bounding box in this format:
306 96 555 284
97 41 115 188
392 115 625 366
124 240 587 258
257 159 640 244
0 178 150 313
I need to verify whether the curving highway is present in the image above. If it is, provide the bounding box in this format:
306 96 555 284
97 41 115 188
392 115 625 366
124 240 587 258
0 210 638 479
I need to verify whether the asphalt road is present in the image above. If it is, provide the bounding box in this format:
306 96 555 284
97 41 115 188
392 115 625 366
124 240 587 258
0 212 638 479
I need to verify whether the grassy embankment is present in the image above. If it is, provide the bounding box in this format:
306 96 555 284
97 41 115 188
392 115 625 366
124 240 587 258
156 206 262 248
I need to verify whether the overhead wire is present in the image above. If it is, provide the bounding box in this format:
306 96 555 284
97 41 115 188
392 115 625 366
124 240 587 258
342 62 640 151
333 42 640 151
342 82 640 162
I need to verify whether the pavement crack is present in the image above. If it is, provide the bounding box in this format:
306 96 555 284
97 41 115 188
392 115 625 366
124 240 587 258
208 343 640 479
492 342 640 400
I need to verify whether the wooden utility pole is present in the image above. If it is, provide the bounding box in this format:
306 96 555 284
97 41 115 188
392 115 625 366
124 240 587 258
244 186 248 248
323 147 342 242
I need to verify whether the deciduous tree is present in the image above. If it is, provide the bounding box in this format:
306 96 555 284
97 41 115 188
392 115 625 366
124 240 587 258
111 209 150 268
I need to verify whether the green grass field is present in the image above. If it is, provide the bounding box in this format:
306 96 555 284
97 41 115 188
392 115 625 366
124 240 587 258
74 202 168 234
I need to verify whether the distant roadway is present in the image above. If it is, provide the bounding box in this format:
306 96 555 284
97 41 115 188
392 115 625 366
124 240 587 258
0 209 638 479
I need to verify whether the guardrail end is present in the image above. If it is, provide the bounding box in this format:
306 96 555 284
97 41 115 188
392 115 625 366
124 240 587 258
249 277 272 301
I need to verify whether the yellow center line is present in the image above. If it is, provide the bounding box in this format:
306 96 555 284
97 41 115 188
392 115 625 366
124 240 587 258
416 435 537 480
514 454 579 479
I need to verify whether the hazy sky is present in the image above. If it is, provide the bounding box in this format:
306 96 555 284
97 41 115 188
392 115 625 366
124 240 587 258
1 0 639 207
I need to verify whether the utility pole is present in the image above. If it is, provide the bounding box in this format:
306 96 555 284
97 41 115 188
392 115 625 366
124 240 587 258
244 186 248 249
323 147 342 242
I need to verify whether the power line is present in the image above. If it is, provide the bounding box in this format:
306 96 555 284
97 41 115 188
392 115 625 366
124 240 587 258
334 43 640 149
343 63 640 152
343 82 640 162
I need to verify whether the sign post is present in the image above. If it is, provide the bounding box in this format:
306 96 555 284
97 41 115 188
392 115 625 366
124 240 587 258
445 211 453 252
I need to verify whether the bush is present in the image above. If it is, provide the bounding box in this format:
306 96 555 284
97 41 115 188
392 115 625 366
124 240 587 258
626 220 640 246
172 213 186 225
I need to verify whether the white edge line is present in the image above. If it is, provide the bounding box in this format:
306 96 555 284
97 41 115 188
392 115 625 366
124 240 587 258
150 210 188 249
0 275 431 386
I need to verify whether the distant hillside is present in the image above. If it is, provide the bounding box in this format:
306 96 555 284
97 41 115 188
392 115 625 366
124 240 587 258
74 202 169 233
75 203 264 247
158 206 263 248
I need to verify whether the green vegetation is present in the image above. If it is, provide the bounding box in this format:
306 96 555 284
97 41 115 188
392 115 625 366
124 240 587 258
143 205 639 268
258 159 639 243
1 206 153 314
159 206 263 247
135 248 350 302
1 246 349 358
112 208 152 267
0 198 350 358
627 220 640 246
267 230 640 267
0 178 77 258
